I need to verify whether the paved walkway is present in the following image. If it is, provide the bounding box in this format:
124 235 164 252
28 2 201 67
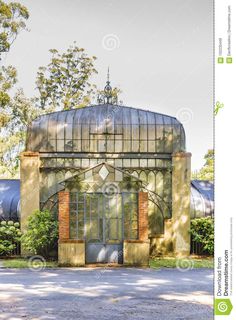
0 268 213 320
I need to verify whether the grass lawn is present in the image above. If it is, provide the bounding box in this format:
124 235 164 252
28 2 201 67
1 256 213 269
1 258 58 268
150 256 214 269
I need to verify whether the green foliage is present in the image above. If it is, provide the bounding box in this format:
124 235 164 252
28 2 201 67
0 43 98 178
0 1 29 178
0 89 41 178
0 65 17 114
190 217 214 255
0 220 21 256
21 210 58 257
0 0 29 55
150 257 213 269
192 149 214 181
36 43 97 110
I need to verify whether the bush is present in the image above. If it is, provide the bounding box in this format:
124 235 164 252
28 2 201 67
21 210 58 258
190 217 214 255
0 221 21 256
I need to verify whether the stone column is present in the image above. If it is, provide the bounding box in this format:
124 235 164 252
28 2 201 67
123 192 150 266
172 152 192 257
20 152 40 234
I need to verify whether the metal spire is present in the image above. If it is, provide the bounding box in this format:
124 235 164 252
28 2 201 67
97 68 118 105
107 67 110 83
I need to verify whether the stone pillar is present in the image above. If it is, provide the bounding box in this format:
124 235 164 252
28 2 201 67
123 192 150 266
20 152 40 234
172 152 191 257
58 191 85 266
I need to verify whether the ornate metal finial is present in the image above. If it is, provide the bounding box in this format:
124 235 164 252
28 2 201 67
103 67 112 104
97 68 118 105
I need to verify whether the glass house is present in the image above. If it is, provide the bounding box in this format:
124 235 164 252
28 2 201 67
21 81 192 266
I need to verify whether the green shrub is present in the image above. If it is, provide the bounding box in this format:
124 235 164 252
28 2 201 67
190 217 214 255
21 210 58 257
0 221 22 256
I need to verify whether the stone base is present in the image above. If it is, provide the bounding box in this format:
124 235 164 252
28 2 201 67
58 241 85 266
123 240 150 266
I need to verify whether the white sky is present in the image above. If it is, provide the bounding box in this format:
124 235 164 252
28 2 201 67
4 0 213 171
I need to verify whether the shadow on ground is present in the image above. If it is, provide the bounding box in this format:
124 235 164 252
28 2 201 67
0 268 213 320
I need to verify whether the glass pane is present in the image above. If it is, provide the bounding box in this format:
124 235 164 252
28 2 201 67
140 140 147 152
123 159 130 167
82 124 89 139
98 140 106 152
164 125 173 153
132 124 139 140
107 139 114 152
131 159 139 167
90 139 97 152
73 139 81 151
57 140 64 152
156 125 164 152
123 140 131 152
148 159 155 167
140 125 147 140
82 159 89 167
148 141 156 152
108 218 118 240
148 124 155 140
82 139 89 152
65 158 73 167
140 159 147 168
155 172 164 197
123 125 131 140
70 211 77 239
132 140 139 152
48 140 56 151
115 140 122 152
89 219 99 240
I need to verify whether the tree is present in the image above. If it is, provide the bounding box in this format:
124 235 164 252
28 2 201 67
35 43 97 110
0 1 30 177
192 149 214 181
0 65 17 126
0 43 98 178
0 0 29 55
0 89 41 177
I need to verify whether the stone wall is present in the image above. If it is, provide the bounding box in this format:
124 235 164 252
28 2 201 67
150 152 191 257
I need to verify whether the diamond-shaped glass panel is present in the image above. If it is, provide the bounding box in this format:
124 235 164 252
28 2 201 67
99 165 109 180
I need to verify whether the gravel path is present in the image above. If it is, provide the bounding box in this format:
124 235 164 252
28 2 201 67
0 268 213 320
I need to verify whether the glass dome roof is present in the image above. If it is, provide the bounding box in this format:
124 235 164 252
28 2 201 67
26 104 185 154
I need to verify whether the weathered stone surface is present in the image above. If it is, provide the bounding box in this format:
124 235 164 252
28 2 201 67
58 242 85 266
20 152 40 255
172 152 191 256
123 240 150 266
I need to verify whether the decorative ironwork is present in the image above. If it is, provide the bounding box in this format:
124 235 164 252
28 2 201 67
97 68 118 105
